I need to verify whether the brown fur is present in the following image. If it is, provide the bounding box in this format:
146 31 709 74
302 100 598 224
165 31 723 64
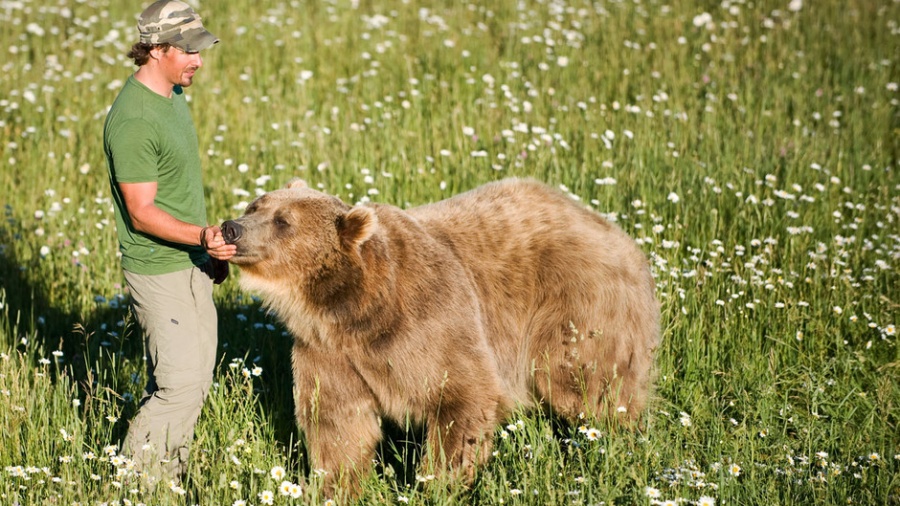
224 178 659 495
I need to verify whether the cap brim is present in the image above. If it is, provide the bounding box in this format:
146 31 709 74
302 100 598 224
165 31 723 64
175 28 219 53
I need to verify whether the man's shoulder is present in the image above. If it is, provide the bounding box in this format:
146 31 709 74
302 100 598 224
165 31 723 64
105 79 162 139
109 78 147 114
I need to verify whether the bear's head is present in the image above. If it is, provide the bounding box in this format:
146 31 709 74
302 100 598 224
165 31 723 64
221 179 380 307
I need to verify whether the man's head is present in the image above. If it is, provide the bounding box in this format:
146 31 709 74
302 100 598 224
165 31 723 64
138 0 218 53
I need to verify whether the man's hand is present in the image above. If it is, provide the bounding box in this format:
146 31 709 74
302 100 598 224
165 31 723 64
201 226 236 261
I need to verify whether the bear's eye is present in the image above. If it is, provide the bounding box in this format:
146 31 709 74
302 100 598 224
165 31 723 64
273 215 290 228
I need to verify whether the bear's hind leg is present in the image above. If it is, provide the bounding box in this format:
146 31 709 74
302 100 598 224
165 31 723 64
531 323 652 424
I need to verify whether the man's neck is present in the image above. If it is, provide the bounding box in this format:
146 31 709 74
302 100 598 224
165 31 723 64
134 66 174 98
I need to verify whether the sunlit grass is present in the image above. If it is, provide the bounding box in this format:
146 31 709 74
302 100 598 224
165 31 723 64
1 0 898 504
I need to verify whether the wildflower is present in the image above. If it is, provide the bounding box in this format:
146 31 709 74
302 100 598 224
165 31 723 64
6 466 26 478
288 482 302 498
230 480 241 490
252 366 263 377
584 428 602 441
693 12 712 27
884 325 896 336
510 488 523 496
398 496 409 504
270 466 286 480
644 486 661 498
698 496 716 506
232 501 247 506
868 453 880 462
259 490 275 505
679 412 692 427
729 463 741 477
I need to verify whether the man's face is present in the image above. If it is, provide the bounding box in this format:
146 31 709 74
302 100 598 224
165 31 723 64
155 45 203 88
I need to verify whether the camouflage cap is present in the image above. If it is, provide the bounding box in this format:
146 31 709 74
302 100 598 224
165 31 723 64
138 0 218 53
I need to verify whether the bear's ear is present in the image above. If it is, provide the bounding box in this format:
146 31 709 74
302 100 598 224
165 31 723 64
285 178 308 190
337 206 377 250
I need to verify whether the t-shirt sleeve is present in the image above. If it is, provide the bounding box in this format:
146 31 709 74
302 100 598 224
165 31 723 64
107 118 159 184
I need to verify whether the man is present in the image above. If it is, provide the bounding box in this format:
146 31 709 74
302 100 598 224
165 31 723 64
102 0 235 486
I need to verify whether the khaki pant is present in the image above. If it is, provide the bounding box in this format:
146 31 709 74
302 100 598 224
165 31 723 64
122 266 218 482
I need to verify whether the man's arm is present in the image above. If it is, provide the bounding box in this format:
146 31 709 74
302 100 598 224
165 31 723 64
120 181 235 260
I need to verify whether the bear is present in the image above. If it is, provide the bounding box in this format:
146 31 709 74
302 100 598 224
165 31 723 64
221 177 659 497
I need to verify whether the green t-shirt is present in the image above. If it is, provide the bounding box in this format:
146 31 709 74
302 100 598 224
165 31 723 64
103 75 209 275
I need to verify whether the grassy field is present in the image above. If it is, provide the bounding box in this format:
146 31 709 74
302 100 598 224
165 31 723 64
1 0 898 504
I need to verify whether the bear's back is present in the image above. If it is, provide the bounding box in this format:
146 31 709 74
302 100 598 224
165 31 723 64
407 178 646 291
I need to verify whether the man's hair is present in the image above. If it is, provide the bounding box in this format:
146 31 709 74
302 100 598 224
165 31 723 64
127 42 173 66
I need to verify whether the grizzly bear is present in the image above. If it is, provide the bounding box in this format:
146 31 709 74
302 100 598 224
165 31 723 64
221 178 659 496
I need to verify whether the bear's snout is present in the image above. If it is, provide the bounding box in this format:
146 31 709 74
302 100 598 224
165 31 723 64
221 220 243 244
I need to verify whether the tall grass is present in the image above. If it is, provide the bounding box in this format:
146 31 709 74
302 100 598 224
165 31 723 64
1 0 897 504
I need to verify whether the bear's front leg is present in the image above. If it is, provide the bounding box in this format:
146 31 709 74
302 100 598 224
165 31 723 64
422 395 499 483
292 343 381 498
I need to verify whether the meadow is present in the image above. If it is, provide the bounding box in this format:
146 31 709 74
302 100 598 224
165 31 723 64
1 0 898 504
